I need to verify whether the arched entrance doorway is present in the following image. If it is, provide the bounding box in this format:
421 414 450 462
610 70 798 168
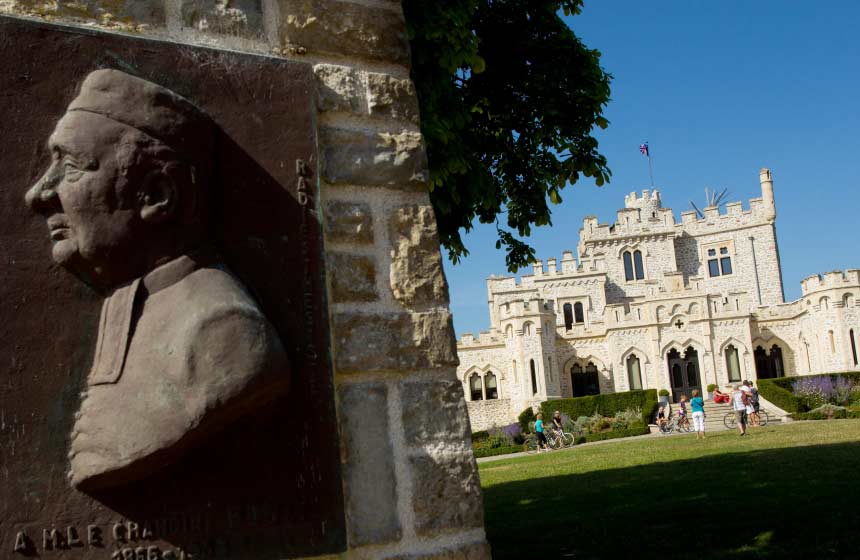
571 362 600 397
754 345 784 379
667 346 702 402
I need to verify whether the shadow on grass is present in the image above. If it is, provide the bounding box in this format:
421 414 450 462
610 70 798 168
482 441 860 560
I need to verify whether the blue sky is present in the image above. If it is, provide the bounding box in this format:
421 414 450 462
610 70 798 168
444 0 860 337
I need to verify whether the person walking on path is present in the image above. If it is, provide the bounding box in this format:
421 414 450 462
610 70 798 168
690 389 706 439
746 380 761 426
732 384 748 436
535 413 548 452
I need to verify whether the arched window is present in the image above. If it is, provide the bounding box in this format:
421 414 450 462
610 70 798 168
829 330 836 353
820 296 830 310
843 293 854 308
851 329 858 366
469 373 483 401
485 372 498 399
505 324 513 339
546 358 553 381
574 302 584 324
563 303 573 330
633 250 645 279
656 306 665 322
530 359 538 395
523 322 532 336
770 345 784 377
585 362 600 395
725 344 742 382
623 251 634 281
626 354 643 390
754 346 769 378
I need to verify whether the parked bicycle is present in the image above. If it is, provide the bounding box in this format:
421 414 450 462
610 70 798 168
723 408 769 429
524 429 575 453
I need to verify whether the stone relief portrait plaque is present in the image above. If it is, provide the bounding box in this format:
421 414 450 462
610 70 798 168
0 16 345 558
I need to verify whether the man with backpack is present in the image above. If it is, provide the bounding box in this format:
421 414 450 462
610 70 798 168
745 380 761 426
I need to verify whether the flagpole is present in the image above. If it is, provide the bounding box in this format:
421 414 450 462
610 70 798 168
647 153 655 187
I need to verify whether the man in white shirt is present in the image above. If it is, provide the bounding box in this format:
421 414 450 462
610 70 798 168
732 384 748 436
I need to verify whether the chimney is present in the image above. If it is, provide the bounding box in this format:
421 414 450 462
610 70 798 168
759 167 775 220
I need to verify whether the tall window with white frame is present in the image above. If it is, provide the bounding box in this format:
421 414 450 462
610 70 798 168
725 344 742 382
574 302 584 324
485 372 498 399
707 245 733 277
469 373 483 401
626 354 643 390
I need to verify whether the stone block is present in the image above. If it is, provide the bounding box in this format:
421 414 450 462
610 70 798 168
384 542 492 560
324 200 374 245
367 72 419 123
409 453 484 536
279 0 410 65
321 126 427 189
401 379 469 446
7 0 164 29
389 205 449 307
328 253 377 303
338 382 401 546
314 64 365 114
333 311 458 373
181 0 264 37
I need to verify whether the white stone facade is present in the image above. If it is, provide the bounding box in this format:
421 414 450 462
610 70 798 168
459 168 860 431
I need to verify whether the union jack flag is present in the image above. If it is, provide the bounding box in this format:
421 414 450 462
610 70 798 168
639 143 649 157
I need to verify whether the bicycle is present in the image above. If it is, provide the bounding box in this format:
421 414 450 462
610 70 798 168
657 417 674 434
674 413 692 432
723 408 770 429
546 428 575 449
524 433 550 453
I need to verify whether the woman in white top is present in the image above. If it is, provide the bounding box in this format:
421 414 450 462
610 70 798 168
732 384 748 436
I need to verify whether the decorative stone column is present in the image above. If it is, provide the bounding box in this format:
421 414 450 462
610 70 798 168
0 1 490 558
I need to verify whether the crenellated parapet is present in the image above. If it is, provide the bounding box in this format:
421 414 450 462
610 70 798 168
801 269 860 296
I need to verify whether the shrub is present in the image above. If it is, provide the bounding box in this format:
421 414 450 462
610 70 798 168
574 423 648 444
501 422 523 444
540 389 658 424
707 384 717 393
518 407 536 434
758 373 860 413
473 444 522 458
658 389 670 397
471 430 490 442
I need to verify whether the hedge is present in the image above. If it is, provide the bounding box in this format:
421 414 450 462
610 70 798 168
473 444 522 458
758 372 860 413
540 389 659 426
574 423 649 445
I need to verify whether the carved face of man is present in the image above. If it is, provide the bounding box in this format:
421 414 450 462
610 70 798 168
25 111 140 286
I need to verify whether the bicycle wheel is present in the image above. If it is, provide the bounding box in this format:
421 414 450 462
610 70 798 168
561 432 574 447
724 411 737 430
758 410 769 426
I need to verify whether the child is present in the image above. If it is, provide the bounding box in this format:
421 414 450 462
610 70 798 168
677 394 689 429
656 404 667 429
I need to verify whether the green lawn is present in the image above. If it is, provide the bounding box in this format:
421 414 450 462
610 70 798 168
479 421 860 559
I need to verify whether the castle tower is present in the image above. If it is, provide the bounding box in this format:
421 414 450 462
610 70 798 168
760 167 776 220
624 189 662 219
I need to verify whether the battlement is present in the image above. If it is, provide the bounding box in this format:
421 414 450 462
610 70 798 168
458 330 504 348
800 269 860 295
624 188 662 210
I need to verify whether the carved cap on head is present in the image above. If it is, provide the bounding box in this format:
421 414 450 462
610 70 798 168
68 69 216 166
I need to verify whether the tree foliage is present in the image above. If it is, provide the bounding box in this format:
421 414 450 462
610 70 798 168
402 0 612 272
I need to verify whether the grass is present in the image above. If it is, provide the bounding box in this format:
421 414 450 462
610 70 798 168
478 421 860 559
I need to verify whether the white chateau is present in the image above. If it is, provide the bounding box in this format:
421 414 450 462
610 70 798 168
458 168 860 430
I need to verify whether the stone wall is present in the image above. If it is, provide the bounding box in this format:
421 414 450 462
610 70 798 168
0 2 490 558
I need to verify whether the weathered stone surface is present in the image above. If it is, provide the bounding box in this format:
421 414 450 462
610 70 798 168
384 542 492 560
333 311 458 373
279 0 410 65
339 383 401 546
329 253 377 303
402 379 469 446
324 200 374 244
181 0 264 37
321 126 427 188
368 72 419 123
3 0 164 29
314 63 365 114
389 205 449 307
410 453 484 536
